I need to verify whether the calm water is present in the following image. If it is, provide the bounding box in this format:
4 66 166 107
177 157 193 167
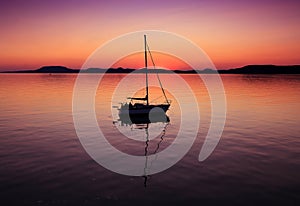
0 74 299 205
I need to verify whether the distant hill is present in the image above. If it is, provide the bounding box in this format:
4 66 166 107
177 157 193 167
218 65 300 74
1 65 300 74
6 66 79 73
36 66 78 73
82 67 135 73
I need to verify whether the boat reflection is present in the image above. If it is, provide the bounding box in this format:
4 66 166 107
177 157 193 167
118 112 170 126
117 113 170 187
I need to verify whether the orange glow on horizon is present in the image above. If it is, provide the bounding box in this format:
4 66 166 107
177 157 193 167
111 52 193 70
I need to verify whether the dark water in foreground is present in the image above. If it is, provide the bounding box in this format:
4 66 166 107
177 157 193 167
0 74 299 205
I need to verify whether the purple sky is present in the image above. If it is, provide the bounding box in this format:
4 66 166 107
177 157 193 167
0 0 299 70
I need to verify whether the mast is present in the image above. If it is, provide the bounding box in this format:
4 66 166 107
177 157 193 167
144 35 149 106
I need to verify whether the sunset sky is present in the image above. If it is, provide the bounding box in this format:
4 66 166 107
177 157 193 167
0 0 299 71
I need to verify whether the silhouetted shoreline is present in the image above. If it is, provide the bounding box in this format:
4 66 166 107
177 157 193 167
2 65 300 74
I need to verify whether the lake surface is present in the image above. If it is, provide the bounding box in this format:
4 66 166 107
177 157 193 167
0 74 299 205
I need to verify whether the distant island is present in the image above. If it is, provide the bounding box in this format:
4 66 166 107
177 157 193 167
2 65 300 74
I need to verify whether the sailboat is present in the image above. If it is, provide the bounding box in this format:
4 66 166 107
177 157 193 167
118 35 171 118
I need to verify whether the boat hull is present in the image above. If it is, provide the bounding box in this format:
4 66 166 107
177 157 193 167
118 104 170 124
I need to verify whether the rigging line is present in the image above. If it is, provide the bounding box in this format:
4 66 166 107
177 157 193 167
150 95 163 104
146 42 170 105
